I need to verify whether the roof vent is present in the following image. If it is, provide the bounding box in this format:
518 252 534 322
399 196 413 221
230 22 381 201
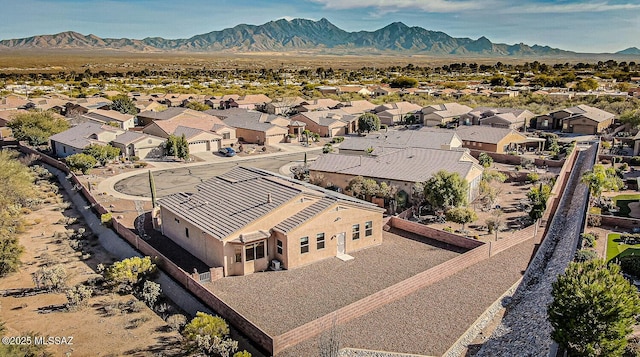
267 193 272 204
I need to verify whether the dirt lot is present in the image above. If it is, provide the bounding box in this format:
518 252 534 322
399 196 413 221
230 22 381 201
207 228 465 335
0 188 182 356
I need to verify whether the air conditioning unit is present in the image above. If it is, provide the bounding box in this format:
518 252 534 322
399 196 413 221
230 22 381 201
271 259 281 271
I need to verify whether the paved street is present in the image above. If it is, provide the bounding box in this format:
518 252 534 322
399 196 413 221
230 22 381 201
113 149 321 198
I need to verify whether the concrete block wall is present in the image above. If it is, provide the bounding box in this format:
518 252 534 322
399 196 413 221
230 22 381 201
389 217 485 250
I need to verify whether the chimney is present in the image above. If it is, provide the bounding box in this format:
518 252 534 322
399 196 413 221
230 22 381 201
267 193 272 203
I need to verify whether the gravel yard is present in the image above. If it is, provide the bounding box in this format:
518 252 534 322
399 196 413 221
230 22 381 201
278 237 537 357
206 228 465 335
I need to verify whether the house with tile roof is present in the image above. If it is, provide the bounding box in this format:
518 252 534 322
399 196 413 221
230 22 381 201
534 104 615 134
157 166 384 276
333 100 377 116
111 131 166 159
372 102 422 126
420 103 473 127
461 107 535 129
0 95 30 111
81 109 136 130
308 147 483 204
290 110 357 137
206 109 289 145
139 108 237 152
65 97 113 116
337 130 463 156
421 126 537 154
49 121 124 158
263 97 306 115
292 98 341 113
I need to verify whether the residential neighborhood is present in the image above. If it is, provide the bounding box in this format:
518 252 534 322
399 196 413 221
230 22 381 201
2 56 640 357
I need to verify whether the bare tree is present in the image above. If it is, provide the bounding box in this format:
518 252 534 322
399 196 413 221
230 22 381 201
318 318 342 357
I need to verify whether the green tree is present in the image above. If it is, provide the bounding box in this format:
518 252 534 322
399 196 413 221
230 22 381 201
346 176 366 199
445 207 477 231
83 144 121 166
110 94 138 115
574 78 599 92
185 101 212 111
105 256 156 293
548 259 640 357
489 75 515 87
389 76 418 88
357 113 381 134
8 111 69 146
423 171 468 210
619 109 640 129
478 152 493 168
65 153 97 175
528 182 552 221
581 164 624 204
177 134 189 160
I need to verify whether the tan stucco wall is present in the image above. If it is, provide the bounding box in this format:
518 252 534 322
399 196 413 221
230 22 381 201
160 207 225 270
282 204 383 269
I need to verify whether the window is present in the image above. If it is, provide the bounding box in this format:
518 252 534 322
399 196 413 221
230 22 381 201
365 221 373 237
300 237 309 254
352 224 360 240
235 248 242 263
185 227 189 238
174 218 180 223
317 233 325 250
245 241 265 262
223 132 231 140
277 240 283 255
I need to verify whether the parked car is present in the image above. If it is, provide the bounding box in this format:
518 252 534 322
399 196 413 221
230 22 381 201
218 147 236 157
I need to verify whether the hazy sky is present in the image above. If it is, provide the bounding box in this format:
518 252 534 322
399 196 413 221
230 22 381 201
0 0 638 53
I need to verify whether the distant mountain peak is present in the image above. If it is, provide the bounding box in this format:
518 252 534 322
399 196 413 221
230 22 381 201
617 47 640 55
0 18 577 57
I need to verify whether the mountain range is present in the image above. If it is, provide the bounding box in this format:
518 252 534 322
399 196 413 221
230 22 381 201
0 18 636 57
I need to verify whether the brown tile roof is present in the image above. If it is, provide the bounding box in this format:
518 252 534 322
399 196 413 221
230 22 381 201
339 130 461 153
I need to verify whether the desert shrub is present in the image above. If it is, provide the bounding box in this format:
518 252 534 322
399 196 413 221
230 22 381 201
66 285 93 311
574 249 598 262
183 312 236 355
527 172 540 183
32 264 67 291
167 314 187 331
631 156 640 166
443 226 454 233
330 136 344 143
141 280 162 307
128 316 150 329
130 156 140 162
134 162 148 168
105 256 156 293
234 351 252 357
581 232 597 248
100 213 112 227
128 299 146 313
624 336 640 357
587 214 602 227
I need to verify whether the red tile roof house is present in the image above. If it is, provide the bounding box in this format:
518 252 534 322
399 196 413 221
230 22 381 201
290 110 358 137
140 108 237 153
308 147 484 204
157 166 384 276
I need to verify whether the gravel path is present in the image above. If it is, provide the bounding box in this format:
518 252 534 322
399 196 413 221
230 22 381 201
207 229 464 335
474 146 595 357
277 236 537 356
